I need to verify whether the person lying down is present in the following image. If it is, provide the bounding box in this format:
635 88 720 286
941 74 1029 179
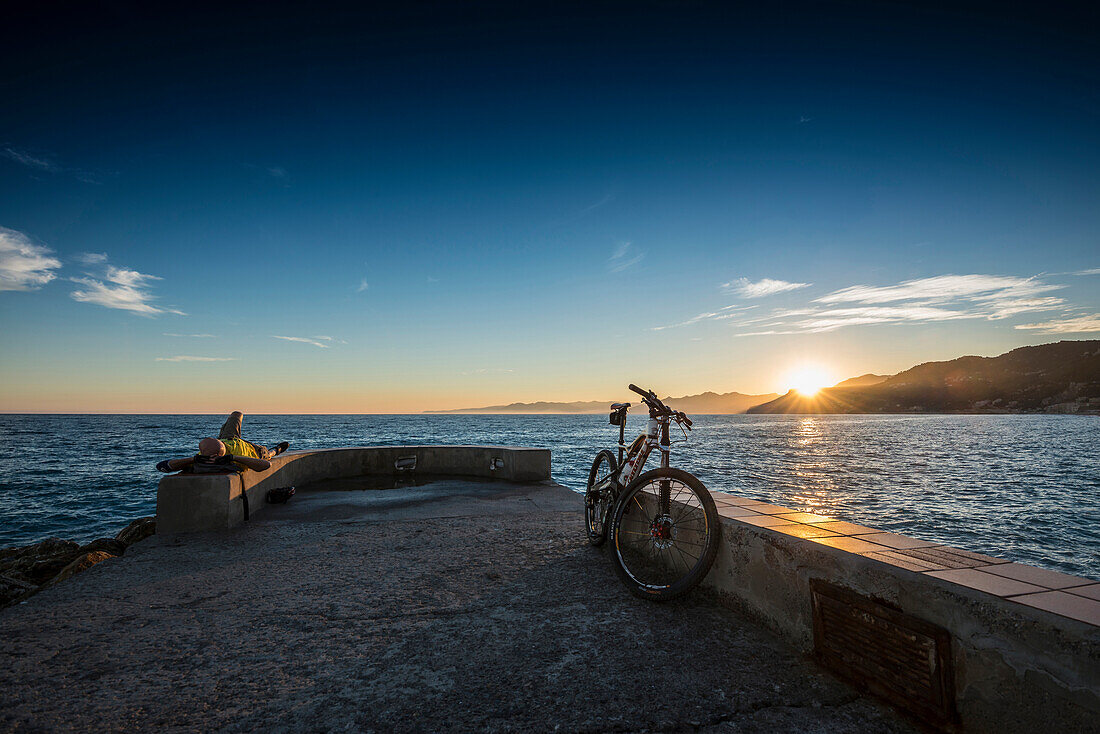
156 411 289 474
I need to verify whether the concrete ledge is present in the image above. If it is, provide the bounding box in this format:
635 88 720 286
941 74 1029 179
702 490 1100 733
156 445 551 534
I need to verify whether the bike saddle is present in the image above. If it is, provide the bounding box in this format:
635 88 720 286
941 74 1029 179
610 402 631 410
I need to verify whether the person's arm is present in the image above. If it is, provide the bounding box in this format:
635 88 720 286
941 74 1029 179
156 457 195 473
228 454 271 471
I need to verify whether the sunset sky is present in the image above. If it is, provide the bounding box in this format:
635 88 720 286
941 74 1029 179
1 2 1098 412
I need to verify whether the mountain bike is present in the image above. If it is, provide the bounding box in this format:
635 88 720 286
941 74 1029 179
584 384 721 601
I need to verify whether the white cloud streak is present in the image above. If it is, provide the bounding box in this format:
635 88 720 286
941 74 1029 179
155 356 236 362
77 252 108 264
1015 315 1100 334
71 264 185 316
608 241 644 273
273 335 330 348
816 274 1059 305
357 278 369 292
1075 268 1100 276
722 277 810 298
1 147 57 172
0 227 61 291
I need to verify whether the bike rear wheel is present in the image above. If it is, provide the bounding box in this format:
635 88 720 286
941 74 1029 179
584 449 618 546
609 468 720 601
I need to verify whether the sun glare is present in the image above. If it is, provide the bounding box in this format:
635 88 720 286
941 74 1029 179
786 366 835 397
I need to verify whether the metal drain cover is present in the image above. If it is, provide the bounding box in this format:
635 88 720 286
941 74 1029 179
810 579 956 728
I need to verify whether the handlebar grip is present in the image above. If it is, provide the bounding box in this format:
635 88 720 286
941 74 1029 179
628 384 650 398
682 415 693 428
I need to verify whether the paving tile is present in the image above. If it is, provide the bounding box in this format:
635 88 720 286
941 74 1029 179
1009 591 1100 627
772 524 841 540
938 546 1008 566
925 568 1045 597
775 512 834 524
737 513 800 528
1065 584 1100 602
901 546 1003 570
716 504 761 519
979 563 1092 590
856 532 939 550
714 494 768 506
739 502 796 514
811 536 890 554
810 520 880 536
864 550 949 573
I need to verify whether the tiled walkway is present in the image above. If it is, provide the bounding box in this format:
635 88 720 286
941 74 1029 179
710 490 1100 627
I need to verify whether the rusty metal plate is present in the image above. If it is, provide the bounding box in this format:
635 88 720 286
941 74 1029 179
810 579 956 728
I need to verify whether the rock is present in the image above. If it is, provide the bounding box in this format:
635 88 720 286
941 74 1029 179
79 538 128 557
48 550 115 585
0 538 83 586
115 517 156 546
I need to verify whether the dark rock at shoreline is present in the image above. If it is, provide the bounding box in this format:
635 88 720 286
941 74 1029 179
48 551 116 585
1 538 83 586
0 516 157 608
116 517 156 546
79 538 128 557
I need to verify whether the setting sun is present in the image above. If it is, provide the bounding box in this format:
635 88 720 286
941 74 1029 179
785 365 836 397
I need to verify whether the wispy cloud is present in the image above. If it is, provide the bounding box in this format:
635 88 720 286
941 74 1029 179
71 263 185 316
651 305 758 331
2 147 57 172
164 332 215 338
76 252 108 264
609 241 644 273
577 193 614 217
1074 267 1100 276
1015 314 1100 334
723 277 810 298
155 356 236 362
0 227 62 291
1 147 107 184
815 274 1059 305
660 272 1079 336
273 335 330 348
357 278 369 292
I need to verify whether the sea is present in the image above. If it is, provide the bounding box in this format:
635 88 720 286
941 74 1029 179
1 413 1097 580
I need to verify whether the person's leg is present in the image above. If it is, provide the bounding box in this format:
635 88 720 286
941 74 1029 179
243 439 274 460
217 411 244 440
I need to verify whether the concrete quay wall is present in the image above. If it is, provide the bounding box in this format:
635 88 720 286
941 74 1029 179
156 445 550 534
701 490 1099 733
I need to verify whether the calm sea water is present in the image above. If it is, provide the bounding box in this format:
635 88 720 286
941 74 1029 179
1 414 1097 579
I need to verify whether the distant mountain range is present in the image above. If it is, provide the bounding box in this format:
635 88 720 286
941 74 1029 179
748 340 1100 415
430 341 1100 416
426 391 780 414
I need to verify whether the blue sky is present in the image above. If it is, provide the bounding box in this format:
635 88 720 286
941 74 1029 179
1 2 1098 411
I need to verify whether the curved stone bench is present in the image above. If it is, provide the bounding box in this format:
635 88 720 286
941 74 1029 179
156 445 551 534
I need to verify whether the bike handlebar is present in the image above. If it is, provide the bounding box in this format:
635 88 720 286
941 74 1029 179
627 384 692 429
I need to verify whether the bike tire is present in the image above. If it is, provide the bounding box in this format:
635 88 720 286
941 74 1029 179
609 467 721 601
584 449 618 546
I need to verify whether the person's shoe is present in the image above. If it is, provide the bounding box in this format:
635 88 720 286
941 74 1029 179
272 441 290 456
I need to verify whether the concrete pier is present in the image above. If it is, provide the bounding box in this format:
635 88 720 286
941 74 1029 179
1 478 914 733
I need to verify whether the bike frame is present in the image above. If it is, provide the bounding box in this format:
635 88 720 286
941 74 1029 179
613 413 672 488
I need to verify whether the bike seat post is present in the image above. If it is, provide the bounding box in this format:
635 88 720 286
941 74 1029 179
618 409 626 465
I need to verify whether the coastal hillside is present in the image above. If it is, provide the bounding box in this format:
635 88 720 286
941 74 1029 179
427 390 780 414
833 373 891 388
748 340 1100 414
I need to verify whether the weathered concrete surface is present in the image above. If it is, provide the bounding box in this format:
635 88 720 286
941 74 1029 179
1 479 913 733
157 445 552 534
702 497 1100 733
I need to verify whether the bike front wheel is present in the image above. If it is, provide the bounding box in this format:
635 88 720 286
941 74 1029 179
584 449 618 546
609 468 721 601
